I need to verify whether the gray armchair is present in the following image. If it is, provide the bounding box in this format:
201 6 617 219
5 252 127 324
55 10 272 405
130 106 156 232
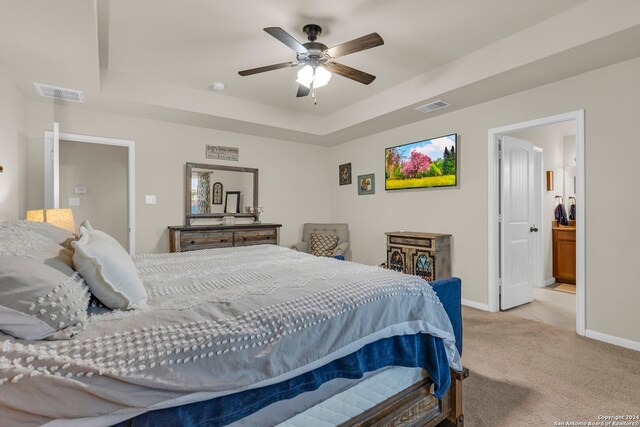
291 223 351 260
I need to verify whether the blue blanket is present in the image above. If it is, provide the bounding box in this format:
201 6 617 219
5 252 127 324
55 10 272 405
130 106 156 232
115 277 462 427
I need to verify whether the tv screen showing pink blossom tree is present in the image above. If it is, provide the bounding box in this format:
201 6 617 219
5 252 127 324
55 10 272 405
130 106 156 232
385 134 458 190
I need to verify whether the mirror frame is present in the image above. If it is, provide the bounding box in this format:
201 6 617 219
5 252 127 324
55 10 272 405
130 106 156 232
185 162 258 225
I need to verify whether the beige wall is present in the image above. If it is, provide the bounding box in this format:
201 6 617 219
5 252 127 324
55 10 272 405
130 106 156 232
7 58 640 345
330 57 640 343
59 140 129 248
0 69 28 221
26 103 333 254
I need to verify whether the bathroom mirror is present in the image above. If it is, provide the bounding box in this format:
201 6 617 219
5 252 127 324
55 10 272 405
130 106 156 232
184 162 258 225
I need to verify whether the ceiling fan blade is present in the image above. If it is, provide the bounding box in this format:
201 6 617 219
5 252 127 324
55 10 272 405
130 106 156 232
238 61 299 76
324 62 376 85
296 85 310 97
325 33 384 58
264 27 308 54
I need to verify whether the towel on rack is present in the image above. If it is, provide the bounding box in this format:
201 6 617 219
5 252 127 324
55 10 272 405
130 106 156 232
555 203 569 225
569 202 576 221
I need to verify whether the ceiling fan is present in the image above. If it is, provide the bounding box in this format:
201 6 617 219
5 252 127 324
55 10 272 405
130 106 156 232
238 24 384 100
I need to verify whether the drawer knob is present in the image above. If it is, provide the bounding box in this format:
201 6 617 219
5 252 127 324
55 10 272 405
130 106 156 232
191 240 195 244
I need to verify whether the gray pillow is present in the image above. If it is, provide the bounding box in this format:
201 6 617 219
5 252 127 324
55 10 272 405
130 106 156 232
0 220 74 272
20 220 75 246
0 256 90 340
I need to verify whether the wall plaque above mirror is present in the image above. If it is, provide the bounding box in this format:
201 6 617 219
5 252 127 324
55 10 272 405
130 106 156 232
185 162 258 225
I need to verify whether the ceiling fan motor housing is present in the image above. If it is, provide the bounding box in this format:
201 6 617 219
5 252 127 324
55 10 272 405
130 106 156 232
298 42 330 64
303 24 322 42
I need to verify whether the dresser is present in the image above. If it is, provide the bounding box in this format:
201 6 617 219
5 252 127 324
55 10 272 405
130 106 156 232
385 231 452 281
168 223 282 252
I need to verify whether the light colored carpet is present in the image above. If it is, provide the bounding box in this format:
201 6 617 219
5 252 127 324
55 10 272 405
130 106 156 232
554 283 576 294
460 307 640 426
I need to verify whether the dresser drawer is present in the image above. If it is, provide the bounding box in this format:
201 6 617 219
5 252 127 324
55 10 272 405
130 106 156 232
168 224 282 252
180 231 234 251
234 229 277 246
388 235 433 249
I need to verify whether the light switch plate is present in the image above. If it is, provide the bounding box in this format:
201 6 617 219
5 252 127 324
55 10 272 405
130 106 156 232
68 197 80 206
145 195 157 205
74 186 88 194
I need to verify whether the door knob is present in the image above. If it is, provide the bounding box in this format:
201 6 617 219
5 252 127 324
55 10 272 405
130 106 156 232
530 226 539 232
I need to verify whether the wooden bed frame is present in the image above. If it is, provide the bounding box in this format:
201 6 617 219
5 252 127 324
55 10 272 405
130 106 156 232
341 368 469 427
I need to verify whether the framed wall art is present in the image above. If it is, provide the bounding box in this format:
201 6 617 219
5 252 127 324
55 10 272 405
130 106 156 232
357 173 375 195
224 191 241 214
212 182 223 204
339 163 352 186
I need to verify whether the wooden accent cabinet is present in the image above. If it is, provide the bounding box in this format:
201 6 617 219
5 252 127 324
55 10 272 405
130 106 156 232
552 224 576 285
168 223 281 252
385 231 452 281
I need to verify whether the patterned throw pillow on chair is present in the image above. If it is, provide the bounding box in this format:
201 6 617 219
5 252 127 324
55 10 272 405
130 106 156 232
310 233 339 257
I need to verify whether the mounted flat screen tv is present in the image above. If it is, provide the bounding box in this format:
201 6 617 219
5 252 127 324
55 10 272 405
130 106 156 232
385 133 458 190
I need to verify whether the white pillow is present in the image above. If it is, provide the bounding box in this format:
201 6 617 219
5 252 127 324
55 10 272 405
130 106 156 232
72 221 147 310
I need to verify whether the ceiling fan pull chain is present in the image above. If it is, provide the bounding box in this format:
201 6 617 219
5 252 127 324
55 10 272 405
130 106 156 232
312 86 317 105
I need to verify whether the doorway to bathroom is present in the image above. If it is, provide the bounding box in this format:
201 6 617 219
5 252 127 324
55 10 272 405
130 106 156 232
488 110 585 335
504 120 577 330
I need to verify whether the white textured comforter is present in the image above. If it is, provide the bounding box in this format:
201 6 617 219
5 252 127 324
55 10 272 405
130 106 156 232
0 245 460 426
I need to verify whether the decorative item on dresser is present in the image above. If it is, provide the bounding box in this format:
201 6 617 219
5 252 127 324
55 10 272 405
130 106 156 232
385 231 451 281
167 223 281 252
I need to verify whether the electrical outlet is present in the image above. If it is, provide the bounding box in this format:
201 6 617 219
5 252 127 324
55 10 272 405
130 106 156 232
145 195 157 205
68 197 80 206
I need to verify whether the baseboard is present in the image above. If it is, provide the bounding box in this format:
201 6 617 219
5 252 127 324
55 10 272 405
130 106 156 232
461 299 490 311
585 329 640 352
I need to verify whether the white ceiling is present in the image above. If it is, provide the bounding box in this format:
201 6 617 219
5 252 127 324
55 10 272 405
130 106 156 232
1 0 640 145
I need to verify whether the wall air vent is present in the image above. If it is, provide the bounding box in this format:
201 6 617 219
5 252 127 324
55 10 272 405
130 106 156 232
34 83 85 103
415 100 450 113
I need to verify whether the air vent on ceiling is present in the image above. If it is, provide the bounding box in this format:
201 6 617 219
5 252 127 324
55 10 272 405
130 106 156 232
415 100 450 113
34 83 85 103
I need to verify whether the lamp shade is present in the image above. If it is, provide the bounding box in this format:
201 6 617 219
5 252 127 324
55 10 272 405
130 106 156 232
296 65 314 88
27 208 77 234
296 65 332 89
313 66 331 88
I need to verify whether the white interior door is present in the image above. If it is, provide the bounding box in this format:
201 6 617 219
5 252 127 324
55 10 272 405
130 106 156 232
500 135 537 309
44 122 60 209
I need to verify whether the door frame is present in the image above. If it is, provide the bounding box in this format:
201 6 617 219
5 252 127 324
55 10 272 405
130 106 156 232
487 110 585 336
44 127 136 255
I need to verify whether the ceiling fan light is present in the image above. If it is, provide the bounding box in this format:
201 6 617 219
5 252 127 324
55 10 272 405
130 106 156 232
313 66 331 88
296 65 314 88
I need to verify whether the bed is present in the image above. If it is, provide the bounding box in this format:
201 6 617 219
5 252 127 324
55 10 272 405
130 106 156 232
0 221 466 427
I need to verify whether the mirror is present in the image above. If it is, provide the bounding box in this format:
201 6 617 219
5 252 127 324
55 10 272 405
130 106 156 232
185 162 258 225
